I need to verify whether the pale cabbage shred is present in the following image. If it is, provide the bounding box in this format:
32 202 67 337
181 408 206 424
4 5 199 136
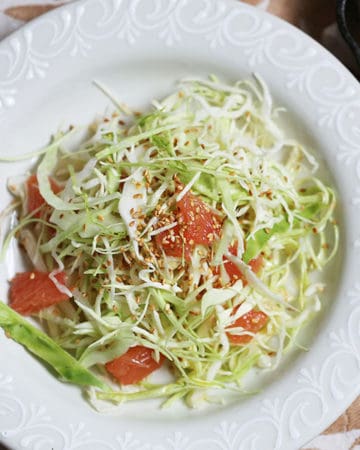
13 76 337 407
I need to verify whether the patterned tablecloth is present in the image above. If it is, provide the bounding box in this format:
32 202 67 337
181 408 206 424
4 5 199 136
0 0 359 449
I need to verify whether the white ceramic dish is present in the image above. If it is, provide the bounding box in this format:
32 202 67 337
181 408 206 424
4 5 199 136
0 1 360 449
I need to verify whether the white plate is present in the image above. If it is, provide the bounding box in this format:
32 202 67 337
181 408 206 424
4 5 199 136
0 1 360 449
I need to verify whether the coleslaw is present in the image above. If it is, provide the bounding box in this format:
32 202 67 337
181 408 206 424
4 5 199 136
0 75 338 408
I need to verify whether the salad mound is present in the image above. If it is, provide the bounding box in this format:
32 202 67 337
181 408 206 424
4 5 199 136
0 76 338 407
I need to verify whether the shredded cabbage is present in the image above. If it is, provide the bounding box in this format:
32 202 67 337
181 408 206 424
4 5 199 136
2 75 338 408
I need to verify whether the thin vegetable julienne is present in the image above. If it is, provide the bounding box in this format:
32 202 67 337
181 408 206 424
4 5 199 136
0 75 338 408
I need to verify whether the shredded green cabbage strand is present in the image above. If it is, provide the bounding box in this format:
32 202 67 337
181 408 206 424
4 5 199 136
1 75 338 408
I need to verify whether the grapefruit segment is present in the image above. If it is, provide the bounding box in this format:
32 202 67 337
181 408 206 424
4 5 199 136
227 309 268 344
26 174 62 218
223 243 263 285
156 188 221 260
105 346 164 385
10 271 70 316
